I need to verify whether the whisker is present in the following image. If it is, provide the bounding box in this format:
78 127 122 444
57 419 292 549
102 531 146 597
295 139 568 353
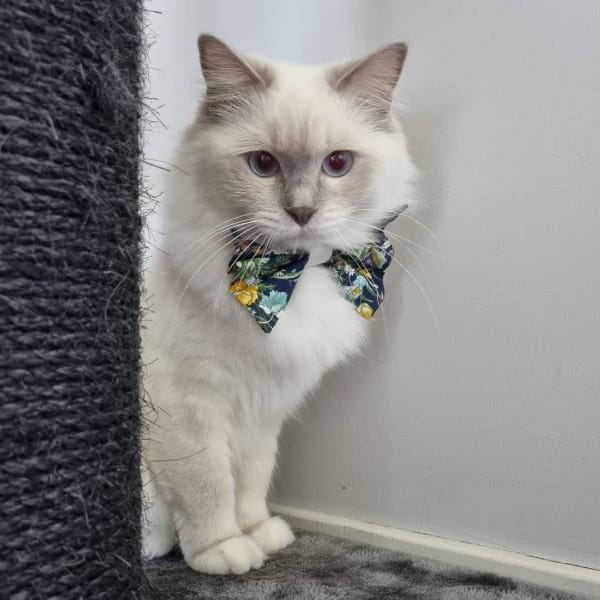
390 253 440 331
335 221 393 349
397 213 444 253
338 231 384 305
340 216 428 274
342 216 443 259
180 218 264 257
185 212 257 240
235 230 270 281
353 205 444 253
331 232 395 356
174 223 261 290
392 240 427 274
174 224 262 314
205 213 257 234
340 224 439 329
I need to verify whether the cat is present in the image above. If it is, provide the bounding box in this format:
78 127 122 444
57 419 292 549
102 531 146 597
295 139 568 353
141 34 417 575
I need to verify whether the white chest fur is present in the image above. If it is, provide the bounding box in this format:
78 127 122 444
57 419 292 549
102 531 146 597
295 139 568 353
145 256 369 420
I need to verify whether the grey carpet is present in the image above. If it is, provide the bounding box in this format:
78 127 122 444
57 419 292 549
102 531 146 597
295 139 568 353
144 530 588 600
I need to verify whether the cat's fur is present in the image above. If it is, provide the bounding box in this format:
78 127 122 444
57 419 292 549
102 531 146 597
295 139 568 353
142 35 417 575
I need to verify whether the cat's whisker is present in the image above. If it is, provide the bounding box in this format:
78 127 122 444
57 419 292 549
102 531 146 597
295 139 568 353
207 211 257 224
331 230 384 304
180 221 267 273
174 223 261 291
204 212 261 232
174 225 263 315
390 239 427 274
211 231 274 319
341 224 439 330
352 206 444 254
343 216 443 259
199 219 256 243
184 212 258 241
389 252 440 331
263 234 274 254
336 222 392 348
351 205 404 215
181 217 265 257
235 230 270 281
338 216 428 274
174 222 256 266
396 213 444 254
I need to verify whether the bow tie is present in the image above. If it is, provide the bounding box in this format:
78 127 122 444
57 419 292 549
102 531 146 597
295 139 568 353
227 229 394 333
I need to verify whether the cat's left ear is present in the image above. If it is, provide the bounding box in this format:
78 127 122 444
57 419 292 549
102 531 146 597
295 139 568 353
198 34 270 117
330 42 408 120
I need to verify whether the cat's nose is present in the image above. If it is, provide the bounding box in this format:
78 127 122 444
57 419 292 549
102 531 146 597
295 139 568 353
286 206 316 226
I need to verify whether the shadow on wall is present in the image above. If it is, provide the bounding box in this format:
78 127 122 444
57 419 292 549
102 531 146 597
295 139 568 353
374 101 452 336
282 97 453 436
271 88 461 522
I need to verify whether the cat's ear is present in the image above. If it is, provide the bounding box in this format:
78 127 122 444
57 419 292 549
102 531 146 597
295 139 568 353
198 34 269 114
330 42 407 120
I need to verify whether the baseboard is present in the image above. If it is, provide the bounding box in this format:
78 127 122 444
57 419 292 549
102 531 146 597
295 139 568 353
270 503 600 597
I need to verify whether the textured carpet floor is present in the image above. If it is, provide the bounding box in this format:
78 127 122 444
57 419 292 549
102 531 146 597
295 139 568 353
144 530 588 600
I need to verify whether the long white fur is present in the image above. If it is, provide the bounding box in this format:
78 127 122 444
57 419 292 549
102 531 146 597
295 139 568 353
141 37 417 575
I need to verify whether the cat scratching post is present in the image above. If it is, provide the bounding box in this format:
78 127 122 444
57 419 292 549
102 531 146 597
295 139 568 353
0 1 144 597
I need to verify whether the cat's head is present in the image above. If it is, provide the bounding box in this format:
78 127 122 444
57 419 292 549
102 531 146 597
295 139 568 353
182 34 416 252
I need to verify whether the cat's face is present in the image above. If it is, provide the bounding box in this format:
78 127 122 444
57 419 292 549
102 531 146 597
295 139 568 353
185 35 416 251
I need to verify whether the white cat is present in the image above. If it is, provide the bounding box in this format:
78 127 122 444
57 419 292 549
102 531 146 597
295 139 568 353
142 34 417 575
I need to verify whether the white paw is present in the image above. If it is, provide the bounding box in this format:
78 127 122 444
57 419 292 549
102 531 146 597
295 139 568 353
249 516 295 555
187 535 265 575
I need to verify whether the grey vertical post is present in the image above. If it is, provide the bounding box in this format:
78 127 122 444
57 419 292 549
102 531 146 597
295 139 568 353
0 1 144 597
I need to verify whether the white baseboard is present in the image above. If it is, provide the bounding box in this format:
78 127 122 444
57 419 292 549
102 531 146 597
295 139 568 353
270 503 600 597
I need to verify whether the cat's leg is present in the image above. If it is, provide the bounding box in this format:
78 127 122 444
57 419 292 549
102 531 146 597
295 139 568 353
141 459 177 559
232 424 295 555
153 401 265 575
175 431 265 574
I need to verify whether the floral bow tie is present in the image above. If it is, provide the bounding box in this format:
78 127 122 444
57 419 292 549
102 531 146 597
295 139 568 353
228 229 394 333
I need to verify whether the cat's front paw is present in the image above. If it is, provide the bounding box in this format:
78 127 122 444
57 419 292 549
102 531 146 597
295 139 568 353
187 535 265 575
249 516 295 555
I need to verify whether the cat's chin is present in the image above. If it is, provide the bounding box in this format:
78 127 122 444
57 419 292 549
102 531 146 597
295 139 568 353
283 231 368 253
270 231 338 253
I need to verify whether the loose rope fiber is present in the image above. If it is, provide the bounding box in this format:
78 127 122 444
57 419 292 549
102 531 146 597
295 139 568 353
1 1 144 598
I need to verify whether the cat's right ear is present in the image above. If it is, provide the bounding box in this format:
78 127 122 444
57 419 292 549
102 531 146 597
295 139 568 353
198 34 268 115
330 42 408 123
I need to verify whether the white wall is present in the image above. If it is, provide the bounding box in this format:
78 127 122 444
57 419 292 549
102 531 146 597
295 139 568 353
145 0 600 570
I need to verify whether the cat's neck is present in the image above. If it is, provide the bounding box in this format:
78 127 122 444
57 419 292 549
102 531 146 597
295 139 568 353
304 244 333 268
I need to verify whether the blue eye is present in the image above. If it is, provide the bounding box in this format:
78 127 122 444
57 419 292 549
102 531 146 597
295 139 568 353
322 150 353 177
248 151 280 177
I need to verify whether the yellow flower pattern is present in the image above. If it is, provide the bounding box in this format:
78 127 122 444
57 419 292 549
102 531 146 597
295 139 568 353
357 303 374 320
229 280 259 306
228 226 394 332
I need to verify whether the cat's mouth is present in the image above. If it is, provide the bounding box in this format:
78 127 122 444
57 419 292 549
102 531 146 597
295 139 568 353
267 225 331 252
263 220 364 253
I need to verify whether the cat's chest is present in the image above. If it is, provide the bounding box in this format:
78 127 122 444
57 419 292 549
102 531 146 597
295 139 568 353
266 265 368 372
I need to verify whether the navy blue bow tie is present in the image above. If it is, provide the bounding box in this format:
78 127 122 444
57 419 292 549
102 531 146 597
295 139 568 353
228 230 394 333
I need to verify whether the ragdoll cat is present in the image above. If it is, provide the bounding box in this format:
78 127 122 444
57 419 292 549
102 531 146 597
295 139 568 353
142 34 417 575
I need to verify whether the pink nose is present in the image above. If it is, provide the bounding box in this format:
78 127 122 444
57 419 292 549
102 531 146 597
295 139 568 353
286 206 316 226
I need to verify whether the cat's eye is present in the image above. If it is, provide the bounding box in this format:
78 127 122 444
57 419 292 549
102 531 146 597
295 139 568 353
248 151 280 177
322 150 353 177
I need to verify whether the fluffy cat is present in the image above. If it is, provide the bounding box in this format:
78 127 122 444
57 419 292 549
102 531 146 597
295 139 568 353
141 34 417 575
